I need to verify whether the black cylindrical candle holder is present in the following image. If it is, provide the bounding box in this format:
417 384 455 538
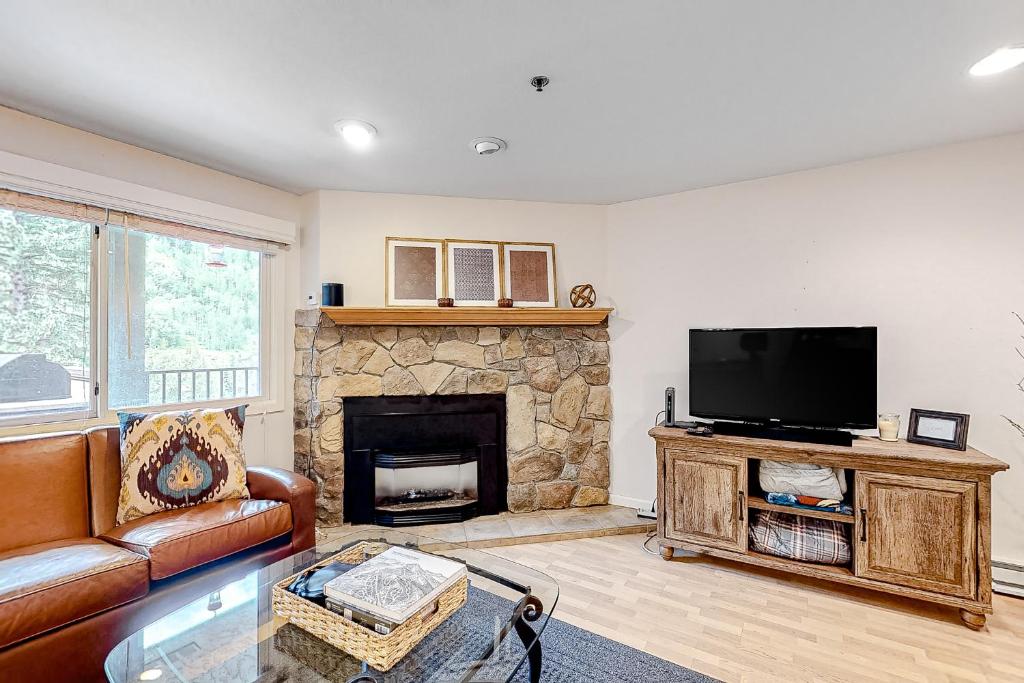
322 283 344 306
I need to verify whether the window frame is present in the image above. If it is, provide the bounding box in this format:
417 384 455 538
0 205 278 429
0 215 100 428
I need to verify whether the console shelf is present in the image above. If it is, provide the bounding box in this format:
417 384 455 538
746 497 854 524
650 426 1008 630
743 550 855 579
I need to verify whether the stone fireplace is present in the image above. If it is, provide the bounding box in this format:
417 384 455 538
293 309 611 525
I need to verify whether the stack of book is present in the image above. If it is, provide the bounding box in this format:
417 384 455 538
323 546 467 635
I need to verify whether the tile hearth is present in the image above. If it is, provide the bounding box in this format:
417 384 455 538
318 505 651 549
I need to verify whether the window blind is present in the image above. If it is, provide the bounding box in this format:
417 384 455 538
0 188 107 224
1 188 284 253
106 210 283 254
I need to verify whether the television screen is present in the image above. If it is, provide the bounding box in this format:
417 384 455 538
689 327 877 430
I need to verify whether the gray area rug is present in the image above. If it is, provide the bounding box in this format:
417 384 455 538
501 597 717 682
271 586 717 682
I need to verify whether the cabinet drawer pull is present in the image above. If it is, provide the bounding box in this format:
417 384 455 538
860 508 868 542
738 491 745 521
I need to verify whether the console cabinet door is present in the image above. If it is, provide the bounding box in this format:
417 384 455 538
855 472 977 598
664 449 747 552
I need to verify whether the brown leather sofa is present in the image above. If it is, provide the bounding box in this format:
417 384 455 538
0 427 316 682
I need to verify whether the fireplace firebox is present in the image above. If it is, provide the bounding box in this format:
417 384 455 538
343 395 507 526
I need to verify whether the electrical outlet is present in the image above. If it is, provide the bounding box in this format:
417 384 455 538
637 499 656 519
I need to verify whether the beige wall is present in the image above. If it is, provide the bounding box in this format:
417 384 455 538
606 132 1024 564
0 106 299 223
299 191 322 306
306 190 608 308
4 104 1023 565
0 106 302 470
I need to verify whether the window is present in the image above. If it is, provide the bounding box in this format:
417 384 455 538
0 207 95 425
0 190 276 427
107 228 264 409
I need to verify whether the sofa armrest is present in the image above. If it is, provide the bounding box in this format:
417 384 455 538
246 467 316 553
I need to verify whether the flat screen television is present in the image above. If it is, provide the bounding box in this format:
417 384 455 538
689 327 877 430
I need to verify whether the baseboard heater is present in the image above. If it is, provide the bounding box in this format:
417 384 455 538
993 560 1024 598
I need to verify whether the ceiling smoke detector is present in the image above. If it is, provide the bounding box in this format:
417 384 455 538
470 137 507 155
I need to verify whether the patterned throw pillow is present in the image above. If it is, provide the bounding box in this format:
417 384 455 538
116 406 251 525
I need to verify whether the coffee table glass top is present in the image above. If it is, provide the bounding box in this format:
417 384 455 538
104 529 558 683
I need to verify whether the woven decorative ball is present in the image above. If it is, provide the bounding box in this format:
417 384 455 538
569 283 596 308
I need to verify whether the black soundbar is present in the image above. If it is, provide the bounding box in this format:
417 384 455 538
711 421 855 447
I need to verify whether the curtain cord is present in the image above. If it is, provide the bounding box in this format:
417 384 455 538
122 218 132 360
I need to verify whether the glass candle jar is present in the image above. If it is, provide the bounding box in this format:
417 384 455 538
878 413 900 442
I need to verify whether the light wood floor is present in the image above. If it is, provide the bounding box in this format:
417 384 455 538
490 533 1024 683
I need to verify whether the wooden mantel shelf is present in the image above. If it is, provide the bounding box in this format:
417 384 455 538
320 306 613 326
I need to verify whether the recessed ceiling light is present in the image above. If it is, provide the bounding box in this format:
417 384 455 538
470 137 507 155
334 120 377 148
139 670 163 681
969 46 1024 77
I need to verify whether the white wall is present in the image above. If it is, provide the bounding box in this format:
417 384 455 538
299 191 322 307
0 106 302 470
5 105 1024 563
0 106 298 223
308 190 608 308
606 132 1024 564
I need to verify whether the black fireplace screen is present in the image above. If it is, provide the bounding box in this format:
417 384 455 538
343 394 507 526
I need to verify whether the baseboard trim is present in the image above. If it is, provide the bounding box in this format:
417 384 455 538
993 560 1024 598
609 494 654 513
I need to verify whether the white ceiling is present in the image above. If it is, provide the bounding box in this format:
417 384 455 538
2 1 1024 204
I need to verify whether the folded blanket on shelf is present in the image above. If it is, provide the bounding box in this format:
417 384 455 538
749 510 852 565
759 460 847 499
765 492 853 516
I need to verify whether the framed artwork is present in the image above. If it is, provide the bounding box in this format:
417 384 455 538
906 408 970 451
385 237 445 306
502 242 557 307
445 240 501 306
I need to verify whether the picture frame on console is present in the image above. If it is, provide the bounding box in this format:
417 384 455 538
445 239 502 306
501 242 557 308
906 408 970 450
385 237 445 307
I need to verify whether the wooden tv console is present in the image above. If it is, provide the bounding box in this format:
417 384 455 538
650 426 1009 629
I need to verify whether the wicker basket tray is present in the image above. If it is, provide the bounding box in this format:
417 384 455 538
272 541 469 672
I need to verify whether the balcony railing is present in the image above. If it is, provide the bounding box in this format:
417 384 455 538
146 367 259 405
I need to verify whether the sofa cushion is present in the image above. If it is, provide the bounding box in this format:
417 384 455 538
0 538 149 649
116 406 251 525
0 432 89 553
100 499 292 580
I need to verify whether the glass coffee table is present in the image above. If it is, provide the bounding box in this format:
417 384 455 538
104 529 558 683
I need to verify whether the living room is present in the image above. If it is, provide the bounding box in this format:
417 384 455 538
1 2 1023 682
